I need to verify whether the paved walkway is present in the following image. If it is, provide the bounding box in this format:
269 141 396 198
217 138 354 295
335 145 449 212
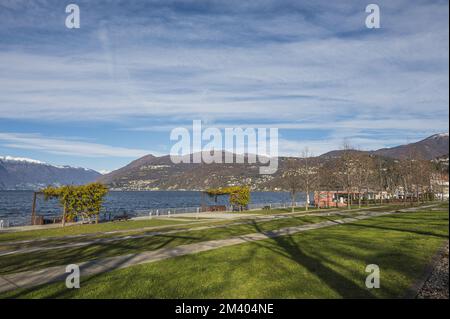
0 219 218 246
0 208 370 256
0 205 381 247
0 204 433 294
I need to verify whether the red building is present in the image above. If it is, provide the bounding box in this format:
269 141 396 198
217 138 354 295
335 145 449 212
314 191 352 208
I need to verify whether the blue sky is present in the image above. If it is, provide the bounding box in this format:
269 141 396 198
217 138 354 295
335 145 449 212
0 0 448 172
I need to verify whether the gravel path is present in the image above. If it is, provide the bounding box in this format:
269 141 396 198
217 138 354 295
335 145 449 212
417 241 449 299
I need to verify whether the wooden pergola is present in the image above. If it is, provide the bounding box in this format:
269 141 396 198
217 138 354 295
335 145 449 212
30 191 63 225
201 186 250 212
31 191 43 225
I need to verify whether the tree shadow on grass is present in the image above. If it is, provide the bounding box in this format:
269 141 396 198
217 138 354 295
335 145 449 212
3 248 139 299
0 232 202 276
345 223 448 239
4 231 201 298
244 221 375 298
1 231 205 298
381 216 449 226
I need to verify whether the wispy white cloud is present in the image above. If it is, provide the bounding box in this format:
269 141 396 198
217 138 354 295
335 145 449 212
128 117 449 133
0 0 448 162
277 135 417 157
0 1 447 124
0 132 153 158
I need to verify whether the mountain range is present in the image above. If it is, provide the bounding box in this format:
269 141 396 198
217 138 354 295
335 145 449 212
99 133 449 191
320 133 449 160
0 156 101 190
1 133 448 191
373 133 449 160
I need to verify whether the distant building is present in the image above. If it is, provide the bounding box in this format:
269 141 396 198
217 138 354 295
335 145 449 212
314 191 348 208
431 173 449 200
314 190 392 208
314 191 374 208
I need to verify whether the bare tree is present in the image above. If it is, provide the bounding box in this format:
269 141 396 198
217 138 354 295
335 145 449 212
353 152 375 208
413 159 433 203
398 157 414 205
398 147 424 205
318 159 340 208
284 158 301 212
384 159 404 202
375 157 388 204
335 141 356 209
296 148 319 210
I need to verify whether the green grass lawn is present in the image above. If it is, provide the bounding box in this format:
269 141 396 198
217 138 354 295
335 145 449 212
0 202 402 244
0 204 363 245
238 206 333 214
0 218 197 243
0 213 351 275
1 204 448 299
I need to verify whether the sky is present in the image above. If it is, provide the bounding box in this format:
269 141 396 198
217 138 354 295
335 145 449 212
0 0 448 173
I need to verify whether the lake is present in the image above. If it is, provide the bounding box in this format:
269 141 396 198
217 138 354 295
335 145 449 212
0 190 306 226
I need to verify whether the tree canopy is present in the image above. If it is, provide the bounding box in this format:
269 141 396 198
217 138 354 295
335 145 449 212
205 186 250 210
42 183 109 225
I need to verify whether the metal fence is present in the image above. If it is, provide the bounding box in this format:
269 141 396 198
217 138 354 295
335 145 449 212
123 206 204 219
247 201 305 210
129 201 307 219
0 216 28 228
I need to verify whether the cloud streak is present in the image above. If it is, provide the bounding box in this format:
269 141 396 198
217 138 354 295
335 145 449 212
0 0 448 165
0 132 152 158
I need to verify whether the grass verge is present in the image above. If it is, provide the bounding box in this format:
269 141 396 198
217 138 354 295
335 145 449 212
1 206 448 298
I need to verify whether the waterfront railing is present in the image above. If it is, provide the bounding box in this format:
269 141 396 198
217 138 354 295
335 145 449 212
0 201 308 228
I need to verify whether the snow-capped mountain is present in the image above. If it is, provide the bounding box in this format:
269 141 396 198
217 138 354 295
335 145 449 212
0 156 101 190
0 156 46 164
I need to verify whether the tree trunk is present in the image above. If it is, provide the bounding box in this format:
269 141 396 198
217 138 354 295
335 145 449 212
347 190 351 209
305 192 310 211
62 204 66 227
364 190 367 206
403 188 407 206
31 192 37 226
326 191 330 209
291 194 295 213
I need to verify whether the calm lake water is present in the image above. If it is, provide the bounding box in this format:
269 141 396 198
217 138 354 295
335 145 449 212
0 191 305 226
